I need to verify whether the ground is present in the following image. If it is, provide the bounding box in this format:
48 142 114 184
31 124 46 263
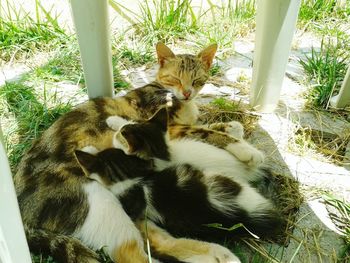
0 0 349 262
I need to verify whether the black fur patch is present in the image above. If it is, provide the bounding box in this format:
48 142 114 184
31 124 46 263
120 123 170 160
213 175 241 196
97 148 153 181
119 185 146 221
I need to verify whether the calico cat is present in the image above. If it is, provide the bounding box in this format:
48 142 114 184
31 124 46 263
14 43 245 263
76 108 283 261
74 148 241 263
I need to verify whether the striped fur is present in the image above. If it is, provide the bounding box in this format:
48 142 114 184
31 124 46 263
15 43 218 263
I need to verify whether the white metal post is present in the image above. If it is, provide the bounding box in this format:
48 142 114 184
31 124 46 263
70 0 114 98
0 125 32 263
250 0 301 112
330 65 350 108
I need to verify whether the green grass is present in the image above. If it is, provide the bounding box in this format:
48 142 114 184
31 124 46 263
322 193 350 262
298 0 350 38
299 0 350 22
110 0 256 55
111 34 155 67
299 39 349 108
137 0 198 43
0 82 72 169
211 97 241 112
0 0 68 61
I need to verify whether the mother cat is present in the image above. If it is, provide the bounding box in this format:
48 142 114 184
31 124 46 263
14 43 251 263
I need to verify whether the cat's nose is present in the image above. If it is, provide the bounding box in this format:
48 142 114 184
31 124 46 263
183 91 191 99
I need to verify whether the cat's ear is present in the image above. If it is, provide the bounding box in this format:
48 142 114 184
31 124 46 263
156 42 175 67
149 107 168 132
119 131 142 154
197 43 217 70
75 150 98 174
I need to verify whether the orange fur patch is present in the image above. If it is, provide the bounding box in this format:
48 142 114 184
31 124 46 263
113 240 148 263
137 220 210 260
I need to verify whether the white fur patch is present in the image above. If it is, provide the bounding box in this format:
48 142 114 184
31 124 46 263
225 121 244 139
155 138 247 182
88 173 105 185
74 182 144 257
143 186 164 224
183 242 241 263
81 145 99 155
109 178 141 196
106 115 130 131
234 183 272 214
225 142 265 168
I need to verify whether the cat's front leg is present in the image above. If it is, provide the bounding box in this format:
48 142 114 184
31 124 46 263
204 121 244 140
225 140 265 167
137 220 241 263
169 125 264 167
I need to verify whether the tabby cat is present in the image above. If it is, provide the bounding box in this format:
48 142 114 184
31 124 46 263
14 43 249 263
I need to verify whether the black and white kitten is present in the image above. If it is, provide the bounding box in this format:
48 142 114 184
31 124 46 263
77 108 283 242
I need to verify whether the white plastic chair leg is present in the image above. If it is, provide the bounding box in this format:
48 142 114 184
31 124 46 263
250 0 301 112
0 125 32 263
70 0 114 98
330 65 350 108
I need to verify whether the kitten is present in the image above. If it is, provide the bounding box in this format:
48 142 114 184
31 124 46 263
14 43 224 263
75 148 241 263
93 108 283 239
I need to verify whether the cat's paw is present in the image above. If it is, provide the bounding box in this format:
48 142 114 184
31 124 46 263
208 121 244 139
185 243 241 263
226 142 265 167
106 116 129 131
225 121 244 139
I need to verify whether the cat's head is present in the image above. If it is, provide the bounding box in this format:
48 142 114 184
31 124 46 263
75 148 153 185
113 107 170 161
156 43 217 101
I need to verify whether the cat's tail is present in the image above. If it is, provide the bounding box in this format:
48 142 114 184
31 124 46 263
25 227 100 263
241 167 286 239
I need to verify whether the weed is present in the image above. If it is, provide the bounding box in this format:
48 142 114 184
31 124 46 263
211 97 241 112
0 0 67 61
209 63 222 76
299 39 349 108
222 0 256 21
323 193 350 262
323 194 350 243
31 255 56 263
0 82 72 169
30 42 83 84
120 0 198 43
112 35 154 67
299 0 350 22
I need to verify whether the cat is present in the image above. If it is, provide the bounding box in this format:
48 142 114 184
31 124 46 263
13 43 246 263
75 108 283 261
74 148 241 263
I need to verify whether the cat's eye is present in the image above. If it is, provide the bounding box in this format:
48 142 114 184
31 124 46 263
192 79 205 87
166 75 180 84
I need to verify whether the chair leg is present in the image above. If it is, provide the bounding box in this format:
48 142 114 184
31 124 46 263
0 125 32 263
70 0 114 98
330 65 350 108
250 0 301 112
